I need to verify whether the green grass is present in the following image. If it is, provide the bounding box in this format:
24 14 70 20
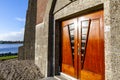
0 55 18 60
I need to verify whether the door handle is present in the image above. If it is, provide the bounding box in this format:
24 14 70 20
78 47 81 55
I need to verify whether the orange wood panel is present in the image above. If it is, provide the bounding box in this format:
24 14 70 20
79 10 104 80
84 19 103 74
62 25 73 65
62 63 75 77
81 70 102 80
61 18 78 78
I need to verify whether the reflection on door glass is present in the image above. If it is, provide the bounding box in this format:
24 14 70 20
82 21 89 27
82 34 87 40
82 28 88 35
81 20 89 53
81 20 89 66
68 23 75 64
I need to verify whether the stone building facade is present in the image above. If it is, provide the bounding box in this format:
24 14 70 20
19 0 120 80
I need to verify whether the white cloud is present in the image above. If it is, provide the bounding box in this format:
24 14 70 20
0 28 24 41
15 17 25 22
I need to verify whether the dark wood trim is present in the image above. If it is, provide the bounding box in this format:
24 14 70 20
47 0 57 77
54 21 62 75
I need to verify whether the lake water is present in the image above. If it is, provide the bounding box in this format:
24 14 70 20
0 44 23 54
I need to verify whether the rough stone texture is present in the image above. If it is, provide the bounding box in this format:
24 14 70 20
35 22 48 77
54 0 103 19
0 59 44 80
104 0 120 80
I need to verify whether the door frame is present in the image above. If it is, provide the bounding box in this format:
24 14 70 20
53 6 104 79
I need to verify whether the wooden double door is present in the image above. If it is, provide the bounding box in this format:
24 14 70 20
61 10 104 80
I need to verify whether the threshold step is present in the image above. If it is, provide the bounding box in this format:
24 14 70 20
60 73 77 80
41 77 57 80
54 76 68 80
54 73 77 80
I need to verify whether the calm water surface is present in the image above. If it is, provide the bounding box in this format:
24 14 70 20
0 44 23 54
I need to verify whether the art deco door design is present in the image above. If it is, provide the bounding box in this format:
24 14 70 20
61 10 104 80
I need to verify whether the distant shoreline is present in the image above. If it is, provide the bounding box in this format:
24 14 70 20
0 43 22 44
0 41 23 44
0 52 17 57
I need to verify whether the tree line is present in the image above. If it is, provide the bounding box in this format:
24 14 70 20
0 52 17 57
0 41 23 44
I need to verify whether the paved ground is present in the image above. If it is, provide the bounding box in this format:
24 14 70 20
41 77 57 80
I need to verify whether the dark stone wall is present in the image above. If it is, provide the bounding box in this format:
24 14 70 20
18 46 24 60
24 0 37 60
18 0 48 60
18 0 37 60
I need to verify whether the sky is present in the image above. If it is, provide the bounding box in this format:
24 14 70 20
0 0 28 41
